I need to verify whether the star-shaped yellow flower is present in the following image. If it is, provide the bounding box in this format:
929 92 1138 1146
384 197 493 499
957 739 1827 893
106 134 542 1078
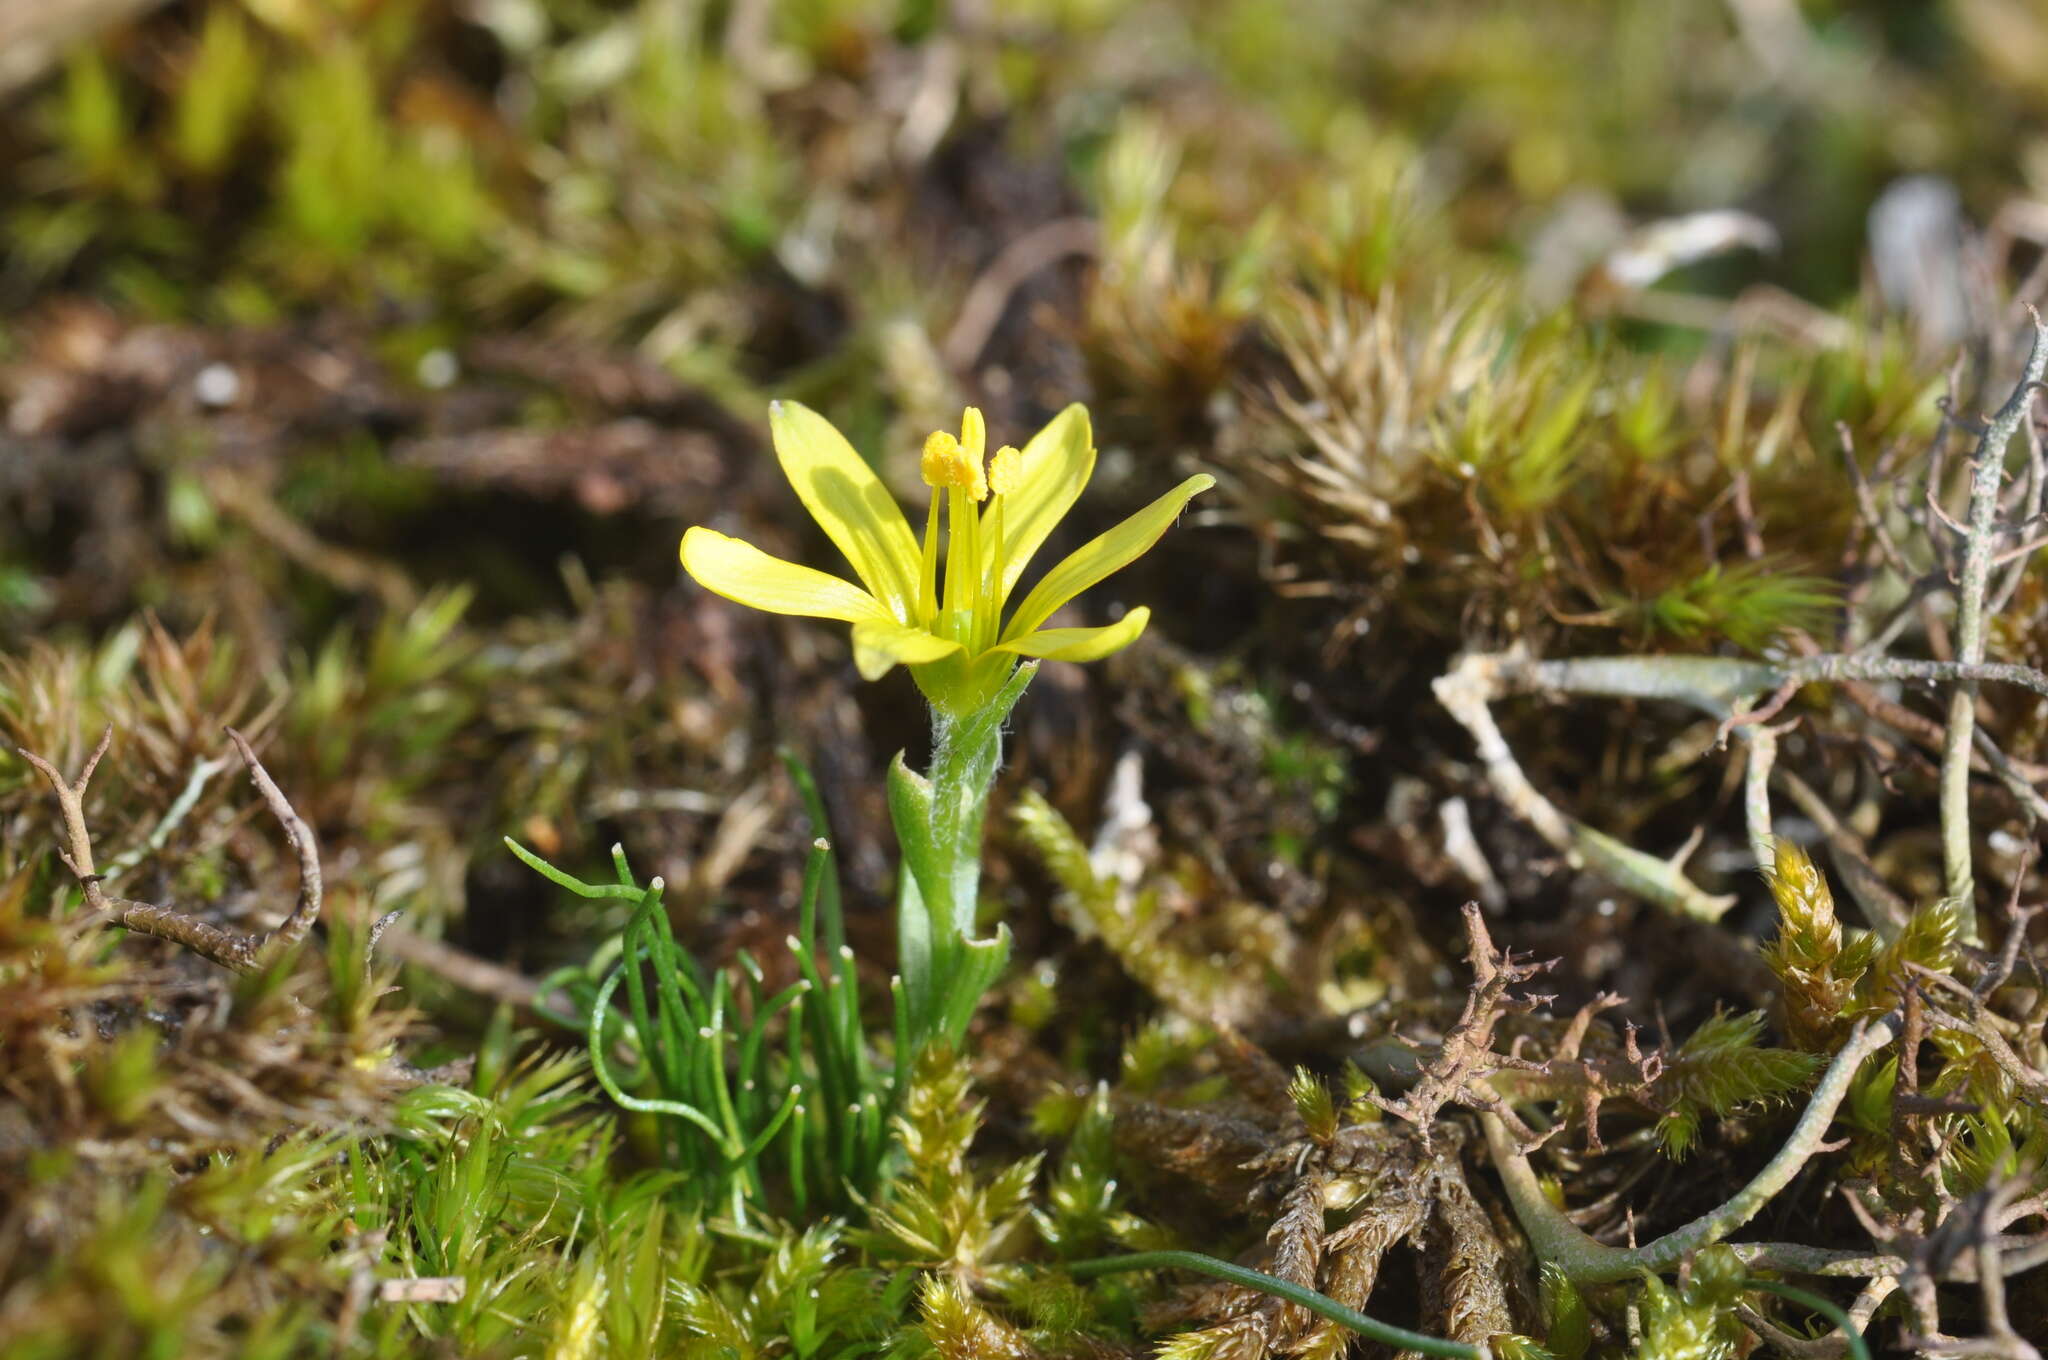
680 402 1212 717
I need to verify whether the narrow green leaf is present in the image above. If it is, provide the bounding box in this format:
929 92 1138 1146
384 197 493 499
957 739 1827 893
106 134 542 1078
503 837 641 899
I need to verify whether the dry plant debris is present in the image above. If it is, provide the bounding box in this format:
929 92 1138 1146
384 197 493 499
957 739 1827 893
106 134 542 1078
17 726 321 973
9 2 2048 1356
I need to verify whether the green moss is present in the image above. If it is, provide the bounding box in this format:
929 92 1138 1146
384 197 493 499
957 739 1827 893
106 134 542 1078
6 0 2048 1353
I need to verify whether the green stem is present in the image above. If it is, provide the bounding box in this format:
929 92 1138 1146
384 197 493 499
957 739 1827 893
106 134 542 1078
1745 1279 1873 1360
888 661 1037 1055
1485 1017 1897 1283
1067 1251 1485 1359
925 661 1036 945
735 1084 805 1164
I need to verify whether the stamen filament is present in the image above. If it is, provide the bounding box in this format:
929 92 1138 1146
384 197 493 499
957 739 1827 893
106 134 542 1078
943 486 975 640
978 496 1004 653
965 498 983 643
919 494 941 626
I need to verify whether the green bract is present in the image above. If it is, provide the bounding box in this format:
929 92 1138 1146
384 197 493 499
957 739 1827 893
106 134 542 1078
680 401 1212 717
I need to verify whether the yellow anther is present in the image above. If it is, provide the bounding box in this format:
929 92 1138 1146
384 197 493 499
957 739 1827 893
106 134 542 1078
921 429 987 501
921 430 959 485
960 406 986 460
988 444 1024 497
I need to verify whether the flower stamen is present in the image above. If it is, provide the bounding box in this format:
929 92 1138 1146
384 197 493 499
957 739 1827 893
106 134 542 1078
923 416 991 642
977 444 1026 651
921 428 988 501
986 444 1023 499
918 494 941 626
944 485 977 637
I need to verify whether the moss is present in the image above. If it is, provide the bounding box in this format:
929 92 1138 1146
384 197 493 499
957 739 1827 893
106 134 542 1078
8 1 2048 1354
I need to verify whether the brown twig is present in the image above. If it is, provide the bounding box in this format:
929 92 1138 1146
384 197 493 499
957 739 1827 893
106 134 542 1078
1901 1178 2046 1360
17 725 323 973
373 921 554 1013
942 217 1100 370
1840 421 1916 579
1975 862 2043 1001
1365 903 1557 1149
1837 677 2048 784
201 468 417 612
1716 674 1802 749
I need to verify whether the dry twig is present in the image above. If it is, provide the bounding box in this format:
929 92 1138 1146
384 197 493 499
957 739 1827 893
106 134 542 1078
1940 313 2048 910
17 726 323 973
1365 903 1557 1149
1484 1015 1900 1283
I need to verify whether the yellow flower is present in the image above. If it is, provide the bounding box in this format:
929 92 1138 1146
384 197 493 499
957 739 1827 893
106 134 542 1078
680 402 1213 716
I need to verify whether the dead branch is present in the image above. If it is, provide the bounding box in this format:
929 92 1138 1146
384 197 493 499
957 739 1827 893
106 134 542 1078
1909 970 2048 1108
1439 644 2048 925
17 726 323 973
1941 314 2048 909
1486 1014 1902 1283
1365 903 1557 1149
1900 1179 2046 1360
942 217 1100 370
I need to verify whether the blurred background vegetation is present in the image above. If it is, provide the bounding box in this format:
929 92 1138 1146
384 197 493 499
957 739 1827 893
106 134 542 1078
8 0 2048 1354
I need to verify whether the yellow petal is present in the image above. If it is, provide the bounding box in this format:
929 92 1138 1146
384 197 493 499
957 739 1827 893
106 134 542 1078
993 606 1150 663
981 404 1094 604
1000 474 1214 643
770 401 922 620
850 618 963 681
681 527 891 623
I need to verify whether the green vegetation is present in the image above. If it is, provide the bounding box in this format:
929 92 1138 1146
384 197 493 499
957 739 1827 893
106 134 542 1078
6 1 2048 1356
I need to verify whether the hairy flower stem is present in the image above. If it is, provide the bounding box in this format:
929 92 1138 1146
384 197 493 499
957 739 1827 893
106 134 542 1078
1943 315 2048 915
1483 1016 1897 1283
887 662 1038 1073
1066 1251 1487 1360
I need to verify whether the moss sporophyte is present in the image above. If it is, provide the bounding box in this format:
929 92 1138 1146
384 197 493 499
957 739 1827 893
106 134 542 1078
679 402 1213 718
